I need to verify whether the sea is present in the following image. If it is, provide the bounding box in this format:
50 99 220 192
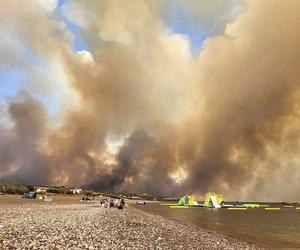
133 202 300 249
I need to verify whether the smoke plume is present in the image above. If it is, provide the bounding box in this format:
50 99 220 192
1 0 300 200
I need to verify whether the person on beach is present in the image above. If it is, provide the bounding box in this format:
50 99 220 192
118 198 125 209
120 198 125 207
108 198 114 208
113 199 118 207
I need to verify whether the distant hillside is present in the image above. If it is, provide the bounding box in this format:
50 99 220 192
0 183 92 195
0 183 34 194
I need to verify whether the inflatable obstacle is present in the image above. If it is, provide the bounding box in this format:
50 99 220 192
177 195 198 206
204 192 224 208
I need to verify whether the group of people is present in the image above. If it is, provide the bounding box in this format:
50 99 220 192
81 196 92 201
100 197 125 209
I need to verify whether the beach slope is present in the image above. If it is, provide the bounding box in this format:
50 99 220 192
0 201 262 249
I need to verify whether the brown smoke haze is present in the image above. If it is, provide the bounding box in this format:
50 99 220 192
1 0 300 201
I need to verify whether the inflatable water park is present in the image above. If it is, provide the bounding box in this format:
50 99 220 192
161 192 300 211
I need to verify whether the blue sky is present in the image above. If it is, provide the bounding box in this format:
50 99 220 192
57 0 208 52
0 46 61 115
0 67 60 116
0 1 87 116
0 68 25 97
162 2 209 49
57 0 90 52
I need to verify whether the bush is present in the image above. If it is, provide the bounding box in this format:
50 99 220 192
46 188 60 194
26 185 35 192
47 186 73 195
83 190 93 196
0 183 30 194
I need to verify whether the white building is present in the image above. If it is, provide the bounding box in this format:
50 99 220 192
36 187 47 194
71 188 83 194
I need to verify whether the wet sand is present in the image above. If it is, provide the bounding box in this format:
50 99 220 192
0 196 262 249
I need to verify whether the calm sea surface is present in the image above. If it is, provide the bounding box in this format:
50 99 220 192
133 202 300 249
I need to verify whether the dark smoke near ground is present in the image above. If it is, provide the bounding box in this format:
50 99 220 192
88 130 179 196
1 0 300 201
0 96 51 185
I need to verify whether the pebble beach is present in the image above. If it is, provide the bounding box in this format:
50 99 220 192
0 197 263 250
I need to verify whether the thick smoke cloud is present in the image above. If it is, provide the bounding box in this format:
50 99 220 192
1 0 300 201
88 130 179 196
0 95 51 184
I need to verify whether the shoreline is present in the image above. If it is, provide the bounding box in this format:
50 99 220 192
0 198 263 249
129 205 264 249
131 202 265 248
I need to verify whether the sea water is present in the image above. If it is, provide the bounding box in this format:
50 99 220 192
133 202 300 249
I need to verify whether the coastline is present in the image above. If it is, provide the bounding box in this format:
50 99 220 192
131 202 266 248
0 197 263 249
130 206 263 249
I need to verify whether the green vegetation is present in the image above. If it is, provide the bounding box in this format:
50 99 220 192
0 183 33 194
46 188 61 194
46 186 73 195
0 183 75 195
82 190 93 196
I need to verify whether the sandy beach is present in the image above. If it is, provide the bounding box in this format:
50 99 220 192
0 196 262 250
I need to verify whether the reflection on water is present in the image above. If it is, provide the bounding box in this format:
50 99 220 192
133 202 300 249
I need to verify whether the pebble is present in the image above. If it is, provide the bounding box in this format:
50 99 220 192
0 201 263 249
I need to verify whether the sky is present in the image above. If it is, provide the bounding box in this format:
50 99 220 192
0 0 243 114
0 0 208 115
1 0 300 201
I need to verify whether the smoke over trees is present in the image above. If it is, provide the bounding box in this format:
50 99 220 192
1 0 300 201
